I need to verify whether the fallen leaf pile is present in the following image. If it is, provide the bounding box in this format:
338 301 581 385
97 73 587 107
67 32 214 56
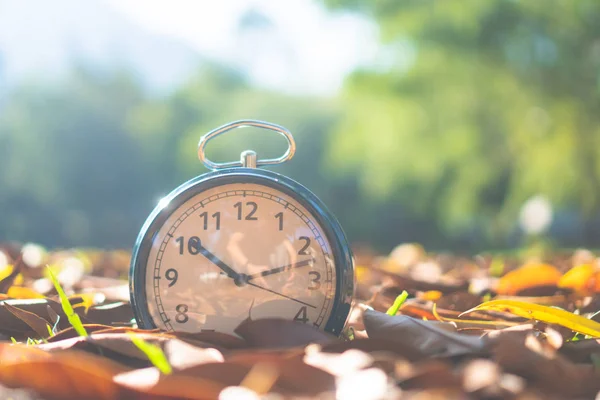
1 242 600 399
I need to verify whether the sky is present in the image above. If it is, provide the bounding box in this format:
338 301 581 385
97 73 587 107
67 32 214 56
0 0 379 96
105 0 379 95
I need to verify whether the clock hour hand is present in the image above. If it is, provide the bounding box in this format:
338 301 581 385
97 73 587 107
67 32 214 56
197 245 240 280
245 258 315 281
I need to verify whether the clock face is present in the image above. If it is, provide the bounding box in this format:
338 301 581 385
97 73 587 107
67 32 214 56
143 182 337 335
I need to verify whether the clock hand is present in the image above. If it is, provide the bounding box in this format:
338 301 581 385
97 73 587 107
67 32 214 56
197 245 240 280
246 281 316 308
245 258 315 281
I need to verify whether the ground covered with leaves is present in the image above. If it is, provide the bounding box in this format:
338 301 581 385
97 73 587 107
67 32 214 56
1 243 600 399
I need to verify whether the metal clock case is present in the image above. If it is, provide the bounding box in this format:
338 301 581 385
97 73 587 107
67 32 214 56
129 120 354 336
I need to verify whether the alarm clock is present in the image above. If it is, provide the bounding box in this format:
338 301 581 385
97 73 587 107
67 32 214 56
129 120 354 336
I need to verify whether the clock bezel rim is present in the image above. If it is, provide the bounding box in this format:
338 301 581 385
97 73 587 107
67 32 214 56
129 168 354 336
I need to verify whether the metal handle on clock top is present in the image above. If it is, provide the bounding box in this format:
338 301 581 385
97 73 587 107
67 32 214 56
198 120 296 170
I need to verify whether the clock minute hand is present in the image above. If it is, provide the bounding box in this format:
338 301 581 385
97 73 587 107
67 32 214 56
197 245 240 280
246 258 315 281
246 281 316 308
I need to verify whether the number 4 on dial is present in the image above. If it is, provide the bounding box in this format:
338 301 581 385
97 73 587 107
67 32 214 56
293 306 309 323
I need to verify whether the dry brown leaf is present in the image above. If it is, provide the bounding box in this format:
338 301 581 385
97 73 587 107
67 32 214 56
0 343 127 400
559 338 600 363
85 302 134 325
397 360 462 390
174 330 248 350
492 334 600 398
235 318 336 348
0 298 74 335
3 302 51 338
186 354 335 395
114 367 225 399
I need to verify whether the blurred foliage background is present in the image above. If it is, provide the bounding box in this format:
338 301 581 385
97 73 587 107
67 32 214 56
1 0 600 252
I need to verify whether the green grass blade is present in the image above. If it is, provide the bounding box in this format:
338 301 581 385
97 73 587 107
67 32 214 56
127 332 172 375
386 290 409 316
47 266 88 337
10 337 17 344
489 257 505 277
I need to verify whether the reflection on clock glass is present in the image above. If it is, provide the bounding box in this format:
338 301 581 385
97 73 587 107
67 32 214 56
144 183 336 335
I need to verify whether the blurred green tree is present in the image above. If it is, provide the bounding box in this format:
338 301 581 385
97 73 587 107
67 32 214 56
0 68 150 246
324 0 600 246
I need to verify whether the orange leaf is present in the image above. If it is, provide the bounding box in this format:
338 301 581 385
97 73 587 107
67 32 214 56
419 290 443 301
70 293 97 312
558 264 600 295
496 263 562 295
7 286 45 299
354 265 372 283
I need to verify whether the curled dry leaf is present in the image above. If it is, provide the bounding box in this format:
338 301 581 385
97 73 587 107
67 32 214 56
0 299 71 337
363 310 488 358
3 302 51 338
